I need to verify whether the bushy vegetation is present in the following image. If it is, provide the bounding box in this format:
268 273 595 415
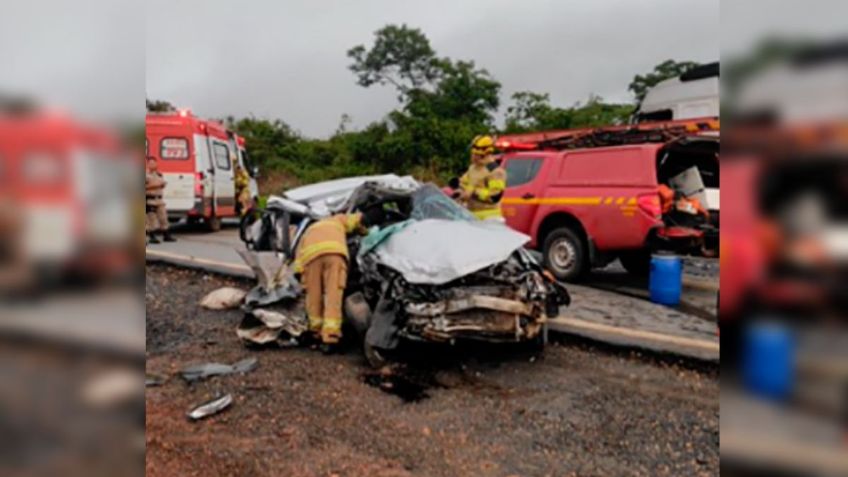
148 24 699 190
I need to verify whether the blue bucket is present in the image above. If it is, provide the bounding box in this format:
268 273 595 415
649 254 682 306
742 323 795 401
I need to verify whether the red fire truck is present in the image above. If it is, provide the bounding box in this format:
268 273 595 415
145 110 257 231
494 118 719 281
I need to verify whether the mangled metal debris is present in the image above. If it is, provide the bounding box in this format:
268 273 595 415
238 177 571 366
180 357 258 383
145 373 166 387
187 394 233 421
199 287 247 310
236 250 302 307
236 308 308 345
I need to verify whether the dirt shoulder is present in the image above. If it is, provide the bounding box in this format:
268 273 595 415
146 264 718 477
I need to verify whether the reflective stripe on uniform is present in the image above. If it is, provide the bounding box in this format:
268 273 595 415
321 317 342 344
323 316 342 330
473 207 503 220
487 178 506 192
344 214 361 233
308 220 345 233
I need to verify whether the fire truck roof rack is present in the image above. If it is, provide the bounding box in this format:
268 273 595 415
495 117 719 152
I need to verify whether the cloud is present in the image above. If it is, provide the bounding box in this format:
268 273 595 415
146 0 718 137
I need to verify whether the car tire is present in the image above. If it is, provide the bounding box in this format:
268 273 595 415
619 250 651 276
542 227 587 282
206 216 222 232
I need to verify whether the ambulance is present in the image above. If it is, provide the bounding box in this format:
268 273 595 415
145 110 258 230
0 110 135 286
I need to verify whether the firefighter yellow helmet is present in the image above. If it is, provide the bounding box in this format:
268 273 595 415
470 135 495 156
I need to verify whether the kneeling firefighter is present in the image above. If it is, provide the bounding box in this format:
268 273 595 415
293 209 379 350
458 135 507 221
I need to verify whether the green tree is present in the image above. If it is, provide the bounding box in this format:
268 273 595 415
504 92 633 133
347 24 443 99
628 59 701 102
348 24 502 179
224 116 301 172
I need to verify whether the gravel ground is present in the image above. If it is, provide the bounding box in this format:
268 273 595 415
146 264 719 477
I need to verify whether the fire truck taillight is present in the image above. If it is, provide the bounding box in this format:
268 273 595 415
637 193 662 219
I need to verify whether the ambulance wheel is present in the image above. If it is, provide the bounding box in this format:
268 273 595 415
206 216 222 232
543 227 586 282
186 217 203 230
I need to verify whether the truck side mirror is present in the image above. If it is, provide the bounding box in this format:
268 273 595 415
251 166 259 178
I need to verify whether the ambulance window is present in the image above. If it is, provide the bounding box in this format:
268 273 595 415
213 143 231 170
160 137 189 159
506 158 542 187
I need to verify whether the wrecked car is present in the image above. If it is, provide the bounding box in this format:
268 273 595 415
240 175 570 366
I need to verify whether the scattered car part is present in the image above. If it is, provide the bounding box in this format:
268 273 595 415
236 250 302 307
236 309 307 345
145 374 166 387
187 394 233 421
199 287 247 310
180 357 258 383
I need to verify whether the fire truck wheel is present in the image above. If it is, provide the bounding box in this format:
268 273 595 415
206 216 222 232
619 250 651 276
543 227 587 282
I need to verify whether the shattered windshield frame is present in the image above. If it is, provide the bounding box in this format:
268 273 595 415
410 184 475 222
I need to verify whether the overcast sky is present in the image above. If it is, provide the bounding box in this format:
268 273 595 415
0 0 143 122
147 0 719 137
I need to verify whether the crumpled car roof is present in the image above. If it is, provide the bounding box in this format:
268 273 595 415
284 174 419 216
366 219 530 285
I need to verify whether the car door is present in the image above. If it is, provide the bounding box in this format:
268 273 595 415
210 141 235 216
501 154 547 234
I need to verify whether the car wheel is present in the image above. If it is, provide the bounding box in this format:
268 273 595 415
619 250 651 276
206 216 222 232
543 227 586 282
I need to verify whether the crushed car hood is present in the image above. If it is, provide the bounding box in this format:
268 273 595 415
365 219 531 285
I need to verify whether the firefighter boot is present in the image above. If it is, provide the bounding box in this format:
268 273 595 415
147 232 161 244
319 342 339 355
162 231 177 242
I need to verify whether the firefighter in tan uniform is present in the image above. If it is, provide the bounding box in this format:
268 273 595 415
234 163 252 216
294 212 371 351
459 135 507 221
145 157 176 244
